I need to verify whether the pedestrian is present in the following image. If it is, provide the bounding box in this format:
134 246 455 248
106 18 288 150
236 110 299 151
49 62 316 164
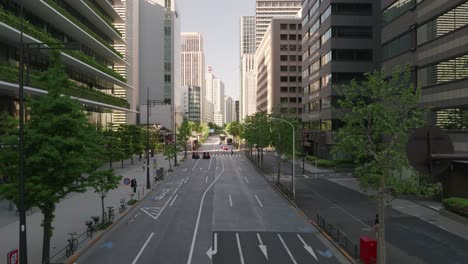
143 161 146 172
373 213 379 233
132 178 137 193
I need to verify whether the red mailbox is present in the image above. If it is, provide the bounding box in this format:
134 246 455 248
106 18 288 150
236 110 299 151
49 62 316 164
360 236 377 264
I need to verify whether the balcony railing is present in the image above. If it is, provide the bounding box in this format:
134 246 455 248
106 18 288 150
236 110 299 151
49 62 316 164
0 64 129 109
82 0 122 37
0 5 126 82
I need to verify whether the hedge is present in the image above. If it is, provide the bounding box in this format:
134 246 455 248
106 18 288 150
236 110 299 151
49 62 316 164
0 5 126 82
0 65 129 109
443 197 468 218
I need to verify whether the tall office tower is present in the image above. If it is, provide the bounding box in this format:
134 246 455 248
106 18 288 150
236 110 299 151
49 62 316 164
130 0 180 131
213 79 225 127
255 0 301 48
255 17 303 116
381 0 468 198
183 86 201 123
224 96 234 124
301 0 380 158
240 16 257 121
181 32 207 123
0 1 134 128
235 100 240 121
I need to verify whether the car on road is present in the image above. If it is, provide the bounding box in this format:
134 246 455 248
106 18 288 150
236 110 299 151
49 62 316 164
192 152 200 159
202 152 211 159
221 146 229 150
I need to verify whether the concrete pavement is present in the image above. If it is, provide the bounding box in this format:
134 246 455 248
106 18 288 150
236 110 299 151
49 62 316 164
76 136 350 264
0 154 175 264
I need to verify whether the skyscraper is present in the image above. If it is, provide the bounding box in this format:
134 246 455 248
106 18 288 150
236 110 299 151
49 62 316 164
213 79 225 127
255 0 301 48
181 32 207 123
240 16 257 121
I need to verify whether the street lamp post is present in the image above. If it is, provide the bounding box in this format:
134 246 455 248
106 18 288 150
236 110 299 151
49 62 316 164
270 117 295 200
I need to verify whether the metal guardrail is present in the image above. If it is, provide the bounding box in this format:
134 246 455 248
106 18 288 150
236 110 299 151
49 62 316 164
316 214 359 259
275 181 294 200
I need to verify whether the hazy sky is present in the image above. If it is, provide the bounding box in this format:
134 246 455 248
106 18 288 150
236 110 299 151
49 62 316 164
177 0 255 100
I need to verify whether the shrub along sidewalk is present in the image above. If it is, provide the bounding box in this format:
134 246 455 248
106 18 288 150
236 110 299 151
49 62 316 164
444 197 468 219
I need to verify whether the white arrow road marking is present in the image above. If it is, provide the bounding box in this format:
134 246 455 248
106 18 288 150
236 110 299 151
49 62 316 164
257 233 268 260
297 234 318 261
244 176 249 184
131 232 154 264
187 159 225 264
229 194 233 207
141 179 184 221
192 159 200 171
236 233 245 264
206 233 218 260
255 195 263 207
169 194 178 207
278 234 297 264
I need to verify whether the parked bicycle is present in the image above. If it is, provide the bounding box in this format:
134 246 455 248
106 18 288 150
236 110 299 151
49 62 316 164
107 206 115 222
85 216 100 238
65 232 78 257
119 198 127 213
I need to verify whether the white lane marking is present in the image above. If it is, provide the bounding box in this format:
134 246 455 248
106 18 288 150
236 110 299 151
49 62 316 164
140 180 184 220
187 159 225 264
208 158 212 170
229 194 233 207
206 232 218 260
192 158 201 171
131 232 154 264
278 234 297 264
303 175 309 179
257 233 268 260
200 168 202 171
184 177 189 184
169 194 178 207
244 176 249 184
205 176 208 183
430 206 440 211
236 233 245 264
255 195 263 207
183 168 188 172
297 234 318 261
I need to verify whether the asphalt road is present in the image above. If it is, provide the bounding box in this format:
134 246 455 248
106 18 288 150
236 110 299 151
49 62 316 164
261 152 468 264
77 136 347 264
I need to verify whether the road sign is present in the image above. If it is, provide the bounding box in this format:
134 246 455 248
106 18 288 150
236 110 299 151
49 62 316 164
123 178 131 185
406 126 453 177
7 249 18 264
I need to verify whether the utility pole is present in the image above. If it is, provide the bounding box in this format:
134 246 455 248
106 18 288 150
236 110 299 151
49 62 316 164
18 1 28 262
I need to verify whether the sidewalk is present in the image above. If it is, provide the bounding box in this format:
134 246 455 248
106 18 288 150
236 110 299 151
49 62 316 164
0 154 181 264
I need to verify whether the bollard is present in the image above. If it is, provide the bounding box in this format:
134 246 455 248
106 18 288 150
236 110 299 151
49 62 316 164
138 190 140 200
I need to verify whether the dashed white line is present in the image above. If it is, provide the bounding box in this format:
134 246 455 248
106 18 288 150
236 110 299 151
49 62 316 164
184 177 189 184
192 158 200 171
205 176 208 183
169 194 178 207
140 180 184 220
278 234 297 264
208 158 212 170
187 159 225 264
131 232 154 264
303 175 309 179
255 195 263 207
236 233 245 264
229 194 233 207
243 176 249 184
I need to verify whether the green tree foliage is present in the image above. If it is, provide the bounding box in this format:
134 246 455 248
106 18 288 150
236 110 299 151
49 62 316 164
0 52 103 263
102 126 124 169
87 169 122 223
241 112 273 168
164 144 177 171
333 68 426 264
0 113 18 185
177 118 192 158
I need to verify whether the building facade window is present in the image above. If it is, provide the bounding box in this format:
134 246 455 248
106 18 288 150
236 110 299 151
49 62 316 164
332 49 373 61
331 3 372 16
321 5 332 22
382 0 415 24
433 108 468 130
418 54 468 87
417 2 468 46
321 51 332 65
382 30 414 60
321 28 332 44
332 26 373 38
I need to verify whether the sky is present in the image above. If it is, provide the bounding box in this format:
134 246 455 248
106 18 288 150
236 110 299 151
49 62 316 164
177 0 255 100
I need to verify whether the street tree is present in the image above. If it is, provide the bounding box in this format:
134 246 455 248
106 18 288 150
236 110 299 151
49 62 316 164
87 169 122 223
226 121 241 147
241 112 272 168
164 144 177 172
333 68 426 264
177 118 192 158
0 52 102 263
102 126 124 169
0 113 18 212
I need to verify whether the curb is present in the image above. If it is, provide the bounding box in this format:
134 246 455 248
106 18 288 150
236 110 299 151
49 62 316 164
65 165 180 264
440 209 468 226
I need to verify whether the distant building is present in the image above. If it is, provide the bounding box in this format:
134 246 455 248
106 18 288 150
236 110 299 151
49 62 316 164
224 96 234 124
213 79 225 127
186 86 201 123
235 100 240 121
240 16 256 121
255 17 303 116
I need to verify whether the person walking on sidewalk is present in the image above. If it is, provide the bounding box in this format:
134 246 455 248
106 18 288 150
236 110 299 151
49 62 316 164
373 213 379 234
